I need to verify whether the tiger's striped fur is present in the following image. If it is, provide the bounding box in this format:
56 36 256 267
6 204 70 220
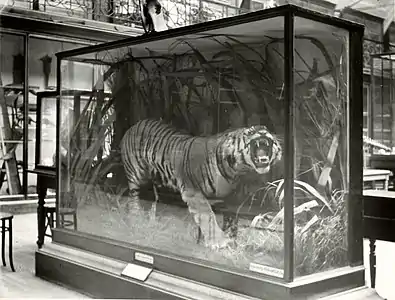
120 118 282 249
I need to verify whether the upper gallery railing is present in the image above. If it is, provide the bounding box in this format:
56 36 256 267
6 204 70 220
5 0 264 29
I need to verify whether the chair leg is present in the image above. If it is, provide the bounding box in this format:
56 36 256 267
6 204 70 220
8 218 14 272
44 211 50 235
1 219 5 267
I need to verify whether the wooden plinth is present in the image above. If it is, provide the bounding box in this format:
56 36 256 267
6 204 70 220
34 242 378 300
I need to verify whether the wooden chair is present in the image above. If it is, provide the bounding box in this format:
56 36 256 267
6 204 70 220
44 202 77 238
0 212 15 272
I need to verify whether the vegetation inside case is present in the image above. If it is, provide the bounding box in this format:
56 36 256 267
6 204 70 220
58 17 349 277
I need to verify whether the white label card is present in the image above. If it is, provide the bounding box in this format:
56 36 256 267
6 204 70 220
121 263 152 281
134 252 154 265
249 263 284 278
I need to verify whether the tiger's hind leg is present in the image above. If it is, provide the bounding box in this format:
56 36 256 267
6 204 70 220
148 184 160 223
181 189 232 249
125 179 159 223
117 185 140 228
148 171 166 223
124 181 145 216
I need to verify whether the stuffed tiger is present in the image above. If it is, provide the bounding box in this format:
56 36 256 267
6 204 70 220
120 119 282 249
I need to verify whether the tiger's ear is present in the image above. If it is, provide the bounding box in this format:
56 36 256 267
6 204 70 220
246 127 256 135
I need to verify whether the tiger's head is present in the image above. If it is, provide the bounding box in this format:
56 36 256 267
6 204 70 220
243 126 282 174
220 125 282 175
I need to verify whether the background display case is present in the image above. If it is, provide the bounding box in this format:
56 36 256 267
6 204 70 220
367 53 395 190
36 5 367 299
35 90 111 169
369 52 395 151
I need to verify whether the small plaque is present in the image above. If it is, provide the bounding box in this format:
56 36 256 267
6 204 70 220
134 252 154 265
121 263 152 281
249 263 284 278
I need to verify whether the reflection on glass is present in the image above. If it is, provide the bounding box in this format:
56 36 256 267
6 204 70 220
37 93 57 167
363 83 371 168
37 92 94 168
28 37 92 195
59 16 291 275
293 17 349 277
370 56 395 151
58 90 111 231
29 38 91 91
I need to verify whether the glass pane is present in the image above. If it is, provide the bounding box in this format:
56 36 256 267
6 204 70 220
37 92 57 167
363 84 369 136
293 17 349 277
0 33 25 197
28 37 94 195
371 63 383 153
363 83 371 168
59 17 287 277
371 56 395 151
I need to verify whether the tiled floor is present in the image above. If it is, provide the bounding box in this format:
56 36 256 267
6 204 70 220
0 213 88 298
0 213 394 299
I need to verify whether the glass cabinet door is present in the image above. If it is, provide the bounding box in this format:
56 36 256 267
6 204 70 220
0 32 25 197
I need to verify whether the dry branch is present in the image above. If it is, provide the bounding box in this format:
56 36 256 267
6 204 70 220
266 200 319 230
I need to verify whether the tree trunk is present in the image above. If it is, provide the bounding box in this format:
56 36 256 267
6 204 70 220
112 62 136 186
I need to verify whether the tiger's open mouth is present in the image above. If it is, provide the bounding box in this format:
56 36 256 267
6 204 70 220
250 137 272 169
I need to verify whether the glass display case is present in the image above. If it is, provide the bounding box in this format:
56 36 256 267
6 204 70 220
39 4 366 299
366 52 395 190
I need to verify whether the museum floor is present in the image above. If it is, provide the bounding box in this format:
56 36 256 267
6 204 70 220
0 213 88 298
0 213 394 299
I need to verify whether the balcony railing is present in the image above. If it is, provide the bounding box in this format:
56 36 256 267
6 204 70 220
6 0 259 29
